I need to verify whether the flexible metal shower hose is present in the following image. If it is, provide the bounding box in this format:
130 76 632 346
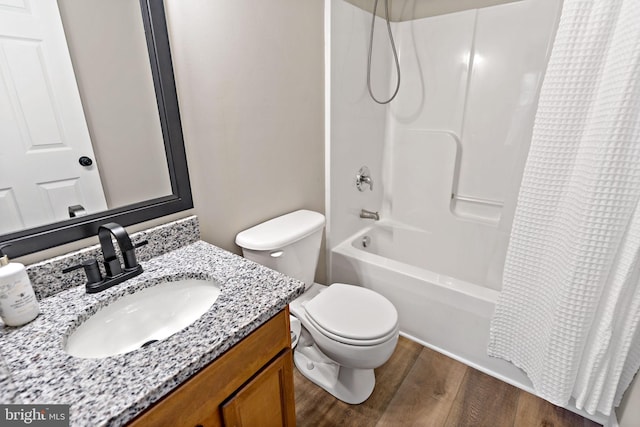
367 0 401 104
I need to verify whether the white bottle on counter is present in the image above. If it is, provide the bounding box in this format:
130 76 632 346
0 246 39 327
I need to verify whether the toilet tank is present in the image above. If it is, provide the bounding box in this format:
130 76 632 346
235 210 325 289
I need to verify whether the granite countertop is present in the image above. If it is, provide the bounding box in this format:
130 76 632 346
0 240 305 426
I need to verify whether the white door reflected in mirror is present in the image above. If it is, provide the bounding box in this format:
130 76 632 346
0 0 107 234
0 0 173 238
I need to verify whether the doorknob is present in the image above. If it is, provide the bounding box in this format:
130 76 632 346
78 156 93 167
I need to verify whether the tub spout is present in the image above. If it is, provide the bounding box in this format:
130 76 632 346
360 209 379 221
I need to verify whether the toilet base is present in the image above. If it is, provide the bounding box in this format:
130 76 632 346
294 341 375 405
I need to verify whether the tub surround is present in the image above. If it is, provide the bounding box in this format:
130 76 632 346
0 217 305 426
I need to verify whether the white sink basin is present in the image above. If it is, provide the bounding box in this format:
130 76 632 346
65 279 221 359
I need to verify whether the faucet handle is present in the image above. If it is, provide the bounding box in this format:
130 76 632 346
134 240 149 249
120 240 148 272
62 258 103 285
356 166 373 192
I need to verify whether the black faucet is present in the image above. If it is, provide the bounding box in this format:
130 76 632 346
99 223 139 277
63 223 147 293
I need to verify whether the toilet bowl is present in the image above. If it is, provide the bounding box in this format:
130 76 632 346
291 283 399 404
235 210 399 404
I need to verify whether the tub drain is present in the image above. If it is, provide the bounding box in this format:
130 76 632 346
362 236 371 248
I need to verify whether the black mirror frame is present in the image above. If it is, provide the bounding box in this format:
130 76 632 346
0 0 193 258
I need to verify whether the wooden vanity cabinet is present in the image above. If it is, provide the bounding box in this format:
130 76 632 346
128 308 296 427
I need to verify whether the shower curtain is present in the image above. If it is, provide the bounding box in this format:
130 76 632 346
488 0 640 416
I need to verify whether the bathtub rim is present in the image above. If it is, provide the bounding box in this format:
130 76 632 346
332 221 501 306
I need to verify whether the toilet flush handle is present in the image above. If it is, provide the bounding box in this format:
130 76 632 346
270 250 284 258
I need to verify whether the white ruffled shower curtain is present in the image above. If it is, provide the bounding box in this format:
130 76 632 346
488 0 640 416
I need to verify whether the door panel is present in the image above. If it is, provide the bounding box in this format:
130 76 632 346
221 350 296 427
0 189 22 234
0 0 107 233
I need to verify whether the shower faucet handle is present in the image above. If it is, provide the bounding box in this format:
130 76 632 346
356 166 373 191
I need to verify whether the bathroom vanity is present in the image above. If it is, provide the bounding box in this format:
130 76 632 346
128 309 295 426
0 217 304 426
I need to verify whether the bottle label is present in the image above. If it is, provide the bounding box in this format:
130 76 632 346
0 276 38 321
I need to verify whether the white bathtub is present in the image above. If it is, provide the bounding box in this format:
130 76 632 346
331 223 533 390
331 223 608 423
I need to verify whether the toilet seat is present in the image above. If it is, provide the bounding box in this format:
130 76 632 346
304 283 398 346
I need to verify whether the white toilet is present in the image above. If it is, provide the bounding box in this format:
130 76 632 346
235 210 399 404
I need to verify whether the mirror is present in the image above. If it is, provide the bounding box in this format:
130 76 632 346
0 0 193 257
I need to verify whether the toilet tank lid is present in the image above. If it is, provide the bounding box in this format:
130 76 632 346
235 210 325 251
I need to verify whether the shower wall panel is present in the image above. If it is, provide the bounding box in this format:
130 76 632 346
328 0 389 250
455 0 561 223
387 0 560 228
328 0 560 288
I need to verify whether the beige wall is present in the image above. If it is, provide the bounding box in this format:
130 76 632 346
345 0 521 21
57 0 171 209
164 0 326 282
619 376 640 426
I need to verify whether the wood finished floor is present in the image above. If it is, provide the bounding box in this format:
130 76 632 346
294 337 601 427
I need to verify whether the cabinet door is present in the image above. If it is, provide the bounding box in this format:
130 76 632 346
222 349 296 427
127 310 291 427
